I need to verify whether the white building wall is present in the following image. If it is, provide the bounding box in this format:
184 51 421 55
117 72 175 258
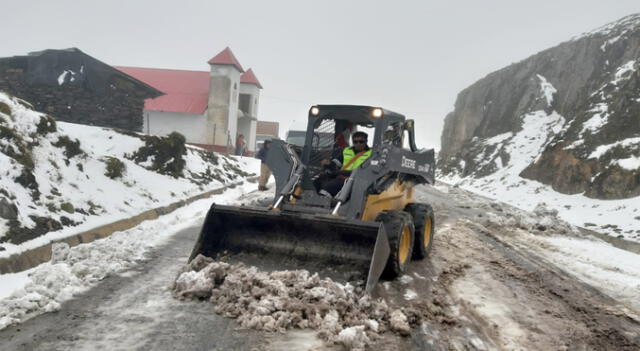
227 76 240 145
143 111 208 145
239 83 261 153
208 65 242 148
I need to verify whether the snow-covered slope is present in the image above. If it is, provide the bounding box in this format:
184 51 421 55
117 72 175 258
0 92 258 256
0 182 268 331
438 14 640 241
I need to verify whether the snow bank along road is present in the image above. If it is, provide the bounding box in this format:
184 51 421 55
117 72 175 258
1 183 639 350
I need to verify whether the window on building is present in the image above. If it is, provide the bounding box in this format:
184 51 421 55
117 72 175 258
239 94 252 116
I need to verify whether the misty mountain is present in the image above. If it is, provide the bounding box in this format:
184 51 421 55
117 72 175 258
438 13 640 200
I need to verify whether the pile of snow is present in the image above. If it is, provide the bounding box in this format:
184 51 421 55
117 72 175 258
483 201 578 235
0 183 261 330
0 92 258 256
172 255 415 350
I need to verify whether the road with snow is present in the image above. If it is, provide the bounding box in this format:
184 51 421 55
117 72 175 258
1 184 639 350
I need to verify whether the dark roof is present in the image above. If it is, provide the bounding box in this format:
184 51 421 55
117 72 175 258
0 48 163 98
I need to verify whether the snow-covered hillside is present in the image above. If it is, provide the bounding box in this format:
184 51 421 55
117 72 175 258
0 92 258 257
0 183 267 331
438 14 640 241
438 73 639 240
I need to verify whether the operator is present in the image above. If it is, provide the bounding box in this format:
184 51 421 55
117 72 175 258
317 131 372 197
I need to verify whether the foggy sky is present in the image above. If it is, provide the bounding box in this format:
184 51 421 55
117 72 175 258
1 1 639 149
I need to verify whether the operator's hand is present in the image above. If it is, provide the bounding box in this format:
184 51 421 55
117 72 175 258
320 159 330 166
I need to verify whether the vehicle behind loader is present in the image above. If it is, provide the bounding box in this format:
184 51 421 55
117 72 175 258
190 105 436 293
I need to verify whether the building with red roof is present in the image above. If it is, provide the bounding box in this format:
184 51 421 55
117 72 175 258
117 47 268 153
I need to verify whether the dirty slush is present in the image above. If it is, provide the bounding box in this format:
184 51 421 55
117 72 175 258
172 254 415 351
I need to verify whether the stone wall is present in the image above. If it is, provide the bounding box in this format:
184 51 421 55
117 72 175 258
0 58 148 132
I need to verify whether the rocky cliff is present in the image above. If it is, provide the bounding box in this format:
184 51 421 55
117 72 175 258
438 14 640 200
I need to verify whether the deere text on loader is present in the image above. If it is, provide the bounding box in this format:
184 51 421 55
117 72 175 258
190 105 436 293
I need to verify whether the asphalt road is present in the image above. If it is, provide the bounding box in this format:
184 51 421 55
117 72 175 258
1 184 639 350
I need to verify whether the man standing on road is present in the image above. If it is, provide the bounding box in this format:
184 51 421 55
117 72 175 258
256 140 272 191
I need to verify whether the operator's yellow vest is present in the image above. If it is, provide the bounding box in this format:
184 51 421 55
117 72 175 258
341 147 372 171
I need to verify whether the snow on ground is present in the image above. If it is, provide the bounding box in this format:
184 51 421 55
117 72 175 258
612 60 637 85
531 235 640 312
440 173 640 242
439 96 640 241
479 196 640 313
0 268 35 300
467 108 565 175
614 156 640 170
580 103 609 135
0 92 259 257
0 181 261 330
573 13 640 41
449 182 640 316
588 136 640 159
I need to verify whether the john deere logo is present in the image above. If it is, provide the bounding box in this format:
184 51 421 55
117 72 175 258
401 156 416 169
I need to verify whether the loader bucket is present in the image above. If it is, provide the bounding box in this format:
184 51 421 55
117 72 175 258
189 204 391 293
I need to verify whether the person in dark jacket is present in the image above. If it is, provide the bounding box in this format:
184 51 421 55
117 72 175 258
256 140 272 191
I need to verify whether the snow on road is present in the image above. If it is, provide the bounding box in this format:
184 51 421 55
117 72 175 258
449 185 640 316
523 235 640 312
171 184 640 349
0 180 265 330
1 181 639 350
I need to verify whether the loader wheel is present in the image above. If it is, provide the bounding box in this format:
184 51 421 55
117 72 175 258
377 210 415 279
405 203 435 259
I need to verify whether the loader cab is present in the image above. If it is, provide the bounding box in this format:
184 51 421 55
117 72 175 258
299 105 407 191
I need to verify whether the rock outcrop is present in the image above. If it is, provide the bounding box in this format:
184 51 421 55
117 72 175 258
439 14 640 199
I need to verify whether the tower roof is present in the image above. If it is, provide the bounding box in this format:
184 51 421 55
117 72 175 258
207 47 244 72
240 68 263 89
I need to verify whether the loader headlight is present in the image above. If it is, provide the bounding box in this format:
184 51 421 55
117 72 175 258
372 108 383 118
310 106 320 116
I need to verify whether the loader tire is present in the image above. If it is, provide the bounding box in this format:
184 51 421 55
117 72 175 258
405 203 435 260
377 210 415 279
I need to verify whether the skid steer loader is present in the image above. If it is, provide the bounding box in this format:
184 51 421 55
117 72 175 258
190 105 436 293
